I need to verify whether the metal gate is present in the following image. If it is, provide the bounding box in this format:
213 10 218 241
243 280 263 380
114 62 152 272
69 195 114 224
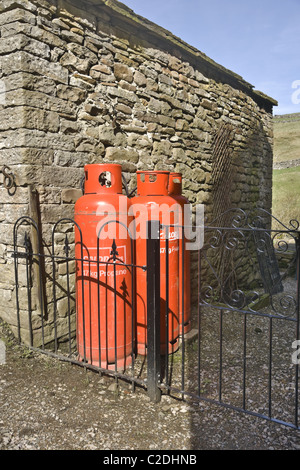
12 215 160 394
12 208 300 430
157 208 300 430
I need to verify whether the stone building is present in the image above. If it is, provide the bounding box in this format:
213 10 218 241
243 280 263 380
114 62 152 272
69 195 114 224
0 0 277 345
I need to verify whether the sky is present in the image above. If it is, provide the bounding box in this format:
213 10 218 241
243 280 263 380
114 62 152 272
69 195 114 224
121 0 300 115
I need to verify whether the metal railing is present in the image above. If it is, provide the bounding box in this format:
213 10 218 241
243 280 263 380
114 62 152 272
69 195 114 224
12 217 160 394
11 208 300 430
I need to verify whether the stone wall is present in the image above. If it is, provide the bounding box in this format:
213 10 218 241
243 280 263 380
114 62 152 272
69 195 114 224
0 0 276 345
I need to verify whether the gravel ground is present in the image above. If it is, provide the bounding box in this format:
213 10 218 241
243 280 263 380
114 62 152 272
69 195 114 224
1 313 300 452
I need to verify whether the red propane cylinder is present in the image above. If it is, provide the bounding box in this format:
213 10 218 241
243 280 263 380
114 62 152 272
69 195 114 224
74 163 134 370
168 172 191 335
131 170 180 355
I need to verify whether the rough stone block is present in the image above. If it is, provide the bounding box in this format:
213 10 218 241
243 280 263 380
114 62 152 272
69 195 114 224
0 51 69 83
0 0 38 13
61 188 82 203
114 62 133 83
1 22 66 49
53 150 97 168
133 70 147 87
105 147 139 164
4 89 77 117
0 107 59 132
0 34 50 59
0 8 36 26
0 147 53 167
98 124 127 147
59 118 79 134
56 84 87 103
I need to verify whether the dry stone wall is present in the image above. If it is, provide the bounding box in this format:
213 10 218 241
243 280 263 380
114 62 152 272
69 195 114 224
0 0 275 345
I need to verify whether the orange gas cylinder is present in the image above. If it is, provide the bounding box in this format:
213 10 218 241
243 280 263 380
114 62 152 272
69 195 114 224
169 172 191 335
74 163 134 370
131 170 180 355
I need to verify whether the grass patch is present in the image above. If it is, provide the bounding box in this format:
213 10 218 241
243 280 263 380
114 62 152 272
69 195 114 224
272 166 300 230
273 118 300 164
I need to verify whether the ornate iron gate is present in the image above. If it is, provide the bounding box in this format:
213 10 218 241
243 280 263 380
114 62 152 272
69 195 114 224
12 208 300 430
12 216 153 392
157 208 300 430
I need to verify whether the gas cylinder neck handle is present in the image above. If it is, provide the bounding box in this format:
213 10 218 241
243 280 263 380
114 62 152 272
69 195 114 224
84 164 123 194
99 171 112 188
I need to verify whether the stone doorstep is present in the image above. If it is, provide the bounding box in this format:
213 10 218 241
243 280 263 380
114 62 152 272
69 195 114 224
180 328 198 343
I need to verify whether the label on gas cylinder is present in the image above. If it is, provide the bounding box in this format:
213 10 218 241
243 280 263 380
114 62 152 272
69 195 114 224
159 228 179 255
82 246 127 278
